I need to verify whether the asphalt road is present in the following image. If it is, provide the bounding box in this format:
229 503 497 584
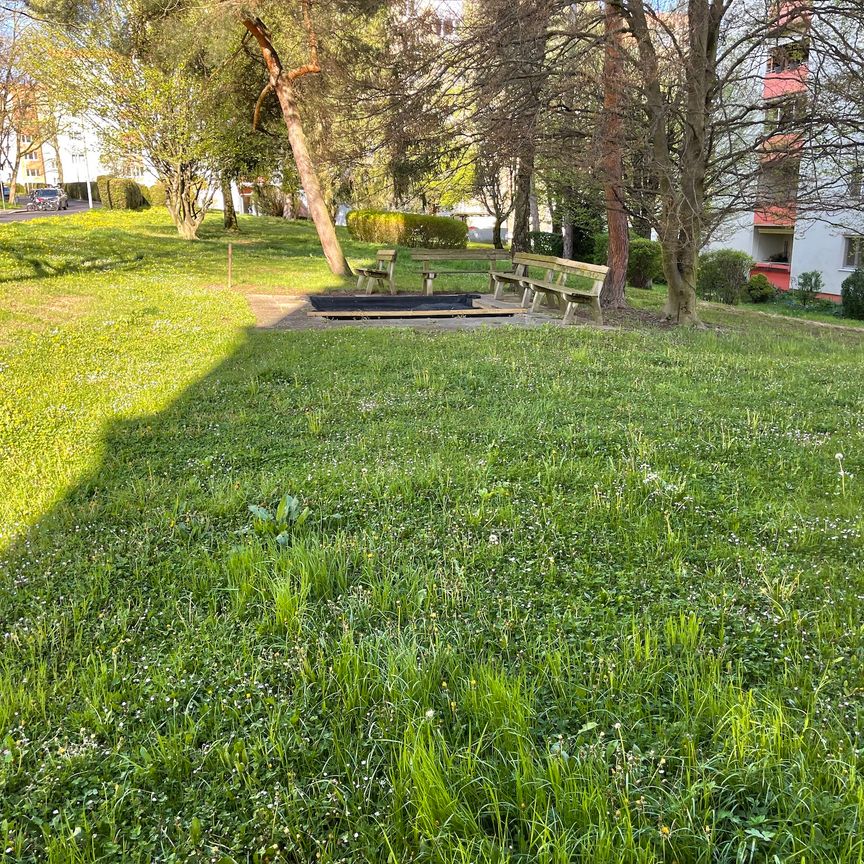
0 200 96 224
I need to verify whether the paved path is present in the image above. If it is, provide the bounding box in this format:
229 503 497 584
0 200 96 223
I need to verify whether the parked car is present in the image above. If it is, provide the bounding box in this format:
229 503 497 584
29 187 69 211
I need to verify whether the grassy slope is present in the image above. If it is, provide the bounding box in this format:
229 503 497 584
1 209 864 862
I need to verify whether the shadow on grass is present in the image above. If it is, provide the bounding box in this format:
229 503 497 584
0 323 470 859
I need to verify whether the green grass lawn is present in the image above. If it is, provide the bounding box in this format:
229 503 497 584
1 209 864 862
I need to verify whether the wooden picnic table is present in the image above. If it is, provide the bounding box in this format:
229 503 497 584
410 249 514 295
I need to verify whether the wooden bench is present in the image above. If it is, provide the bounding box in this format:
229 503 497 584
492 253 608 325
355 249 397 294
410 249 514 295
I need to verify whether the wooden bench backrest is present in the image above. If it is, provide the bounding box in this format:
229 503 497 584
376 249 397 264
512 253 608 296
410 249 512 261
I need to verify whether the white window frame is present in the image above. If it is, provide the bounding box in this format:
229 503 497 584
844 236 864 270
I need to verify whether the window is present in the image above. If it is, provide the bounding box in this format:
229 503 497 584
769 39 809 73
844 236 864 269
19 134 32 144
764 96 806 133
25 168 40 177
24 151 39 161
849 168 864 199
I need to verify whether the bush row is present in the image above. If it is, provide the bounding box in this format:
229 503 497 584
697 249 864 318
94 176 167 211
96 176 144 210
346 210 467 249
63 181 101 203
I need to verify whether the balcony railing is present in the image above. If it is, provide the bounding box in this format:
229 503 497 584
763 65 808 100
751 262 792 292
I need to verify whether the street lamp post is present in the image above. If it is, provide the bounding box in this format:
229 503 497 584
81 126 93 209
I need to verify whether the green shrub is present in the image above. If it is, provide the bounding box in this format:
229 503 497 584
628 238 663 289
111 178 145 210
137 183 152 206
696 249 753 305
346 209 467 249
593 234 663 288
794 270 823 306
593 233 608 266
252 183 287 217
96 176 146 211
149 182 167 207
95 175 112 207
529 231 564 258
62 182 99 202
570 225 597 261
841 268 864 319
746 273 776 303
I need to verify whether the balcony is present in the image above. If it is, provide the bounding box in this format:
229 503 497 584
765 40 809 99
764 66 807 100
760 131 803 161
752 262 792 292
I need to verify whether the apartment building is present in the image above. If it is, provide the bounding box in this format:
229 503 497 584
713 1 864 299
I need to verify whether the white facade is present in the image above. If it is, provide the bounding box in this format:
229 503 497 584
792 215 864 297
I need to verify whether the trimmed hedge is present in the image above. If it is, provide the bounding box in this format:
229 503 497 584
529 231 564 258
149 182 167 207
593 234 664 288
346 209 467 249
62 181 100 203
96 175 147 211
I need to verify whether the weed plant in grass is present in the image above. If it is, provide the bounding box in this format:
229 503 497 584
1 211 864 862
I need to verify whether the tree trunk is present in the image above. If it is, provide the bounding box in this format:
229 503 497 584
243 15 351 278
283 194 295 219
9 156 20 203
563 222 574 260
600 1 628 310
52 135 64 184
493 217 504 249
221 174 238 231
273 79 349 275
550 195 561 235
529 175 540 232
164 168 206 240
660 239 700 325
511 154 533 253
